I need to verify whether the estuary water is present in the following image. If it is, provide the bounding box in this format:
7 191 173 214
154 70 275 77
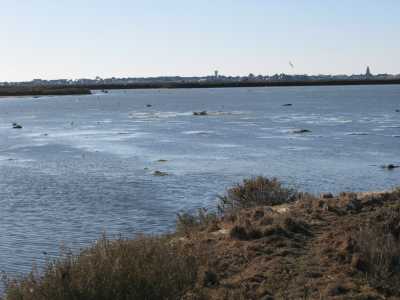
0 85 399 275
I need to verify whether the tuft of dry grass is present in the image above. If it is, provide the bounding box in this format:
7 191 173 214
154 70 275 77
217 176 297 215
176 208 218 236
3 235 199 300
353 205 400 296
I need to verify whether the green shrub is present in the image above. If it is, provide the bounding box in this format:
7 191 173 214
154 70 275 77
3 235 199 300
218 176 297 215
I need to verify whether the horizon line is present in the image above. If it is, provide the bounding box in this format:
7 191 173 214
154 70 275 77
2 71 400 83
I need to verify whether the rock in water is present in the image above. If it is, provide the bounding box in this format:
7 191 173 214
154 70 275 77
382 164 400 170
12 123 23 129
153 170 169 176
292 129 311 134
193 111 208 116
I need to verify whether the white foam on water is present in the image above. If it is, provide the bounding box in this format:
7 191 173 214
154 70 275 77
70 141 143 157
128 110 247 121
182 130 214 135
33 129 112 138
166 121 187 125
206 111 247 116
97 119 113 124
257 135 312 141
271 114 352 125
0 155 12 161
260 127 274 131
280 146 311 151
98 132 148 142
0 156 36 164
208 143 241 148
379 125 400 129
128 111 192 119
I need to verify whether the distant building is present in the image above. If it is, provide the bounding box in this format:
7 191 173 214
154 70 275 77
366 66 372 78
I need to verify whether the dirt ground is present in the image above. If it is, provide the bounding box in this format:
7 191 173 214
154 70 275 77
183 189 400 299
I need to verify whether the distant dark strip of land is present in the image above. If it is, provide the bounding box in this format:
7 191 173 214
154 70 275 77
62 78 400 90
1 78 400 96
0 87 91 97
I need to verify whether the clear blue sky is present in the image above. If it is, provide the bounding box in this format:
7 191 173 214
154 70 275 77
1 1 399 81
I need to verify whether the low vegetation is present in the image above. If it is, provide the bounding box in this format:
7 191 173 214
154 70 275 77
176 208 218 236
3 178 400 299
3 236 199 300
0 87 91 97
353 203 400 296
217 176 297 214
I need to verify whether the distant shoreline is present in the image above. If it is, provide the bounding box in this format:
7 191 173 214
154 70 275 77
0 87 91 97
82 78 400 90
1 79 399 97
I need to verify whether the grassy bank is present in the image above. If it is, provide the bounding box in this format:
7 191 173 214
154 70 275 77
3 177 400 299
0 87 91 97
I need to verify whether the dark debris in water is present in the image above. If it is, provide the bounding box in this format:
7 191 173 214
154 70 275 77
292 129 311 134
193 111 208 116
153 170 169 176
381 164 400 170
12 123 23 129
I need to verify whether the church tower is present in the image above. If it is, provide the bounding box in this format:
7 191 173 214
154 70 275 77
365 66 372 78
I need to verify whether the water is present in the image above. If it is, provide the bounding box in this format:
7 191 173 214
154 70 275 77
0 85 399 276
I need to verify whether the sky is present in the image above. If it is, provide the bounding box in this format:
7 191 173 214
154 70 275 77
0 1 399 81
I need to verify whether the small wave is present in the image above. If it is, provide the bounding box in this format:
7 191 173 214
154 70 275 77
209 143 240 148
182 130 214 135
281 146 311 151
379 125 400 129
128 111 192 119
207 111 246 116
0 155 13 161
128 111 246 120
97 119 113 123
346 132 369 136
271 114 352 125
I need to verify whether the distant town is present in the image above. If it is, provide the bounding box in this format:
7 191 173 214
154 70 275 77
1 67 399 87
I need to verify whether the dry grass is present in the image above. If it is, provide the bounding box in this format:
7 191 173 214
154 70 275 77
217 176 297 215
229 210 310 242
176 208 218 236
353 205 400 296
3 235 199 300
